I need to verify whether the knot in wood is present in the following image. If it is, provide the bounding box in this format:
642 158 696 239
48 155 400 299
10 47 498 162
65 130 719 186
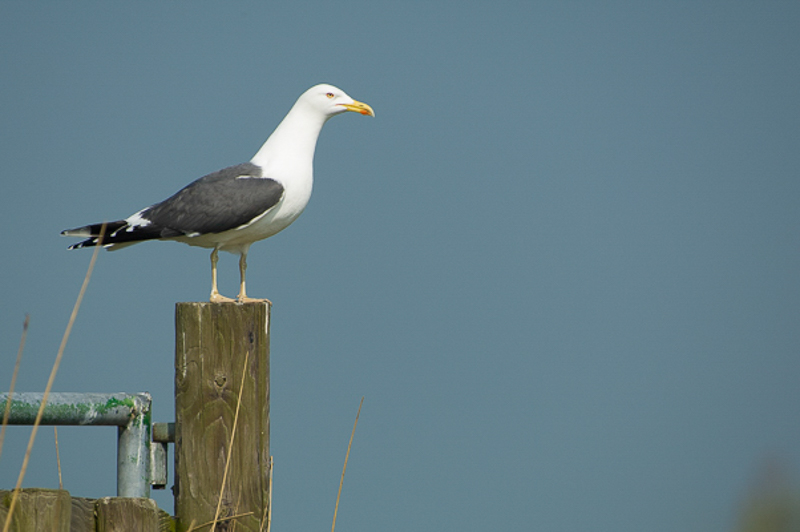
214 374 227 389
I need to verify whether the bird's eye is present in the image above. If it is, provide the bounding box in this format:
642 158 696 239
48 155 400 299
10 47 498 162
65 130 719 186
326 92 334 99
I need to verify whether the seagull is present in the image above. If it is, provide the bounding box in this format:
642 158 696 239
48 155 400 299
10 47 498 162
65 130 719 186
62 84 374 303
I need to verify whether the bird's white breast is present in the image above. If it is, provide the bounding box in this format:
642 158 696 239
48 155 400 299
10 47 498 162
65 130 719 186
229 173 313 245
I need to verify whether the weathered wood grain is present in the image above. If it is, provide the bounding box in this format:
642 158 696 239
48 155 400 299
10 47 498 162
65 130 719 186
0 490 173 532
70 497 95 532
174 302 270 532
0 489 71 532
96 497 159 532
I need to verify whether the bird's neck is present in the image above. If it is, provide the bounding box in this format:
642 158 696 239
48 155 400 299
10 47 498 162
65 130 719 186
251 102 329 176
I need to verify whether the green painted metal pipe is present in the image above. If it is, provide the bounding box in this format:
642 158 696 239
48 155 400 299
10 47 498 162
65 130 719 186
0 392 153 498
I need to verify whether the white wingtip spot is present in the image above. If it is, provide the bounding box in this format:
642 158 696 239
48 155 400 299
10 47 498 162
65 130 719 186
126 210 152 229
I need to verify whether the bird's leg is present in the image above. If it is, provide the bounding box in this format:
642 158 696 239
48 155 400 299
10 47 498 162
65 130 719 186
237 248 271 304
209 248 235 303
237 251 248 300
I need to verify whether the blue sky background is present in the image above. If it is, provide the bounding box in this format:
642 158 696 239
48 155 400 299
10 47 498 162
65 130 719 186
1 2 799 531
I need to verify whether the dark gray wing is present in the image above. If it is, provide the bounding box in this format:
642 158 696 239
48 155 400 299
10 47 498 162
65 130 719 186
62 163 284 249
142 162 284 235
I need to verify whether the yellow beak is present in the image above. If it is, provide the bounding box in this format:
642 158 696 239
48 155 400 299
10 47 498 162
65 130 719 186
340 100 375 117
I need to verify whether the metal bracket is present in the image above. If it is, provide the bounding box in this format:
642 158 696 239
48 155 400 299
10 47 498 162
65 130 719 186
151 422 175 490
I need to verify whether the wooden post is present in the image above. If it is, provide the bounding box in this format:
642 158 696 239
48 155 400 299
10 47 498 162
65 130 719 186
0 490 173 532
174 302 271 532
95 497 161 532
70 497 96 532
0 489 71 532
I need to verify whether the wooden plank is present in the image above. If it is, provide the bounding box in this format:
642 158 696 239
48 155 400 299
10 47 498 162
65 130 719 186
2 491 174 531
174 302 270 532
69 497 96 532
156 508 175 532
0 488 71 532
95 497 159 532
0 492 6 532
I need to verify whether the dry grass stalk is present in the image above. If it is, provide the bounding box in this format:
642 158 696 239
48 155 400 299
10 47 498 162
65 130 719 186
331 396 364 532
0 314 29 461
1 224 104 532
209 347 250 532
54 427 63 489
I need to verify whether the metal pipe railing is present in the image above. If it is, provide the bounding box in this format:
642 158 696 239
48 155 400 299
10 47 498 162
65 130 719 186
0 392 157 498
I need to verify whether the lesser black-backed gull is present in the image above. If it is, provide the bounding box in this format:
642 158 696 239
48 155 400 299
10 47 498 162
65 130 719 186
62 84 374 303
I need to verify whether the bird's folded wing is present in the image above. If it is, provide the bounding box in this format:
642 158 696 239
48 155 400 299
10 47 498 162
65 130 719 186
142 163 285 235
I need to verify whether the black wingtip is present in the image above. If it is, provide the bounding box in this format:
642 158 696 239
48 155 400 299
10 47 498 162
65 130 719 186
66 237 103 250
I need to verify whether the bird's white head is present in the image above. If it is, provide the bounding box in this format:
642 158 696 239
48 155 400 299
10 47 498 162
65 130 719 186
300 84 376 119
251 83 374 172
